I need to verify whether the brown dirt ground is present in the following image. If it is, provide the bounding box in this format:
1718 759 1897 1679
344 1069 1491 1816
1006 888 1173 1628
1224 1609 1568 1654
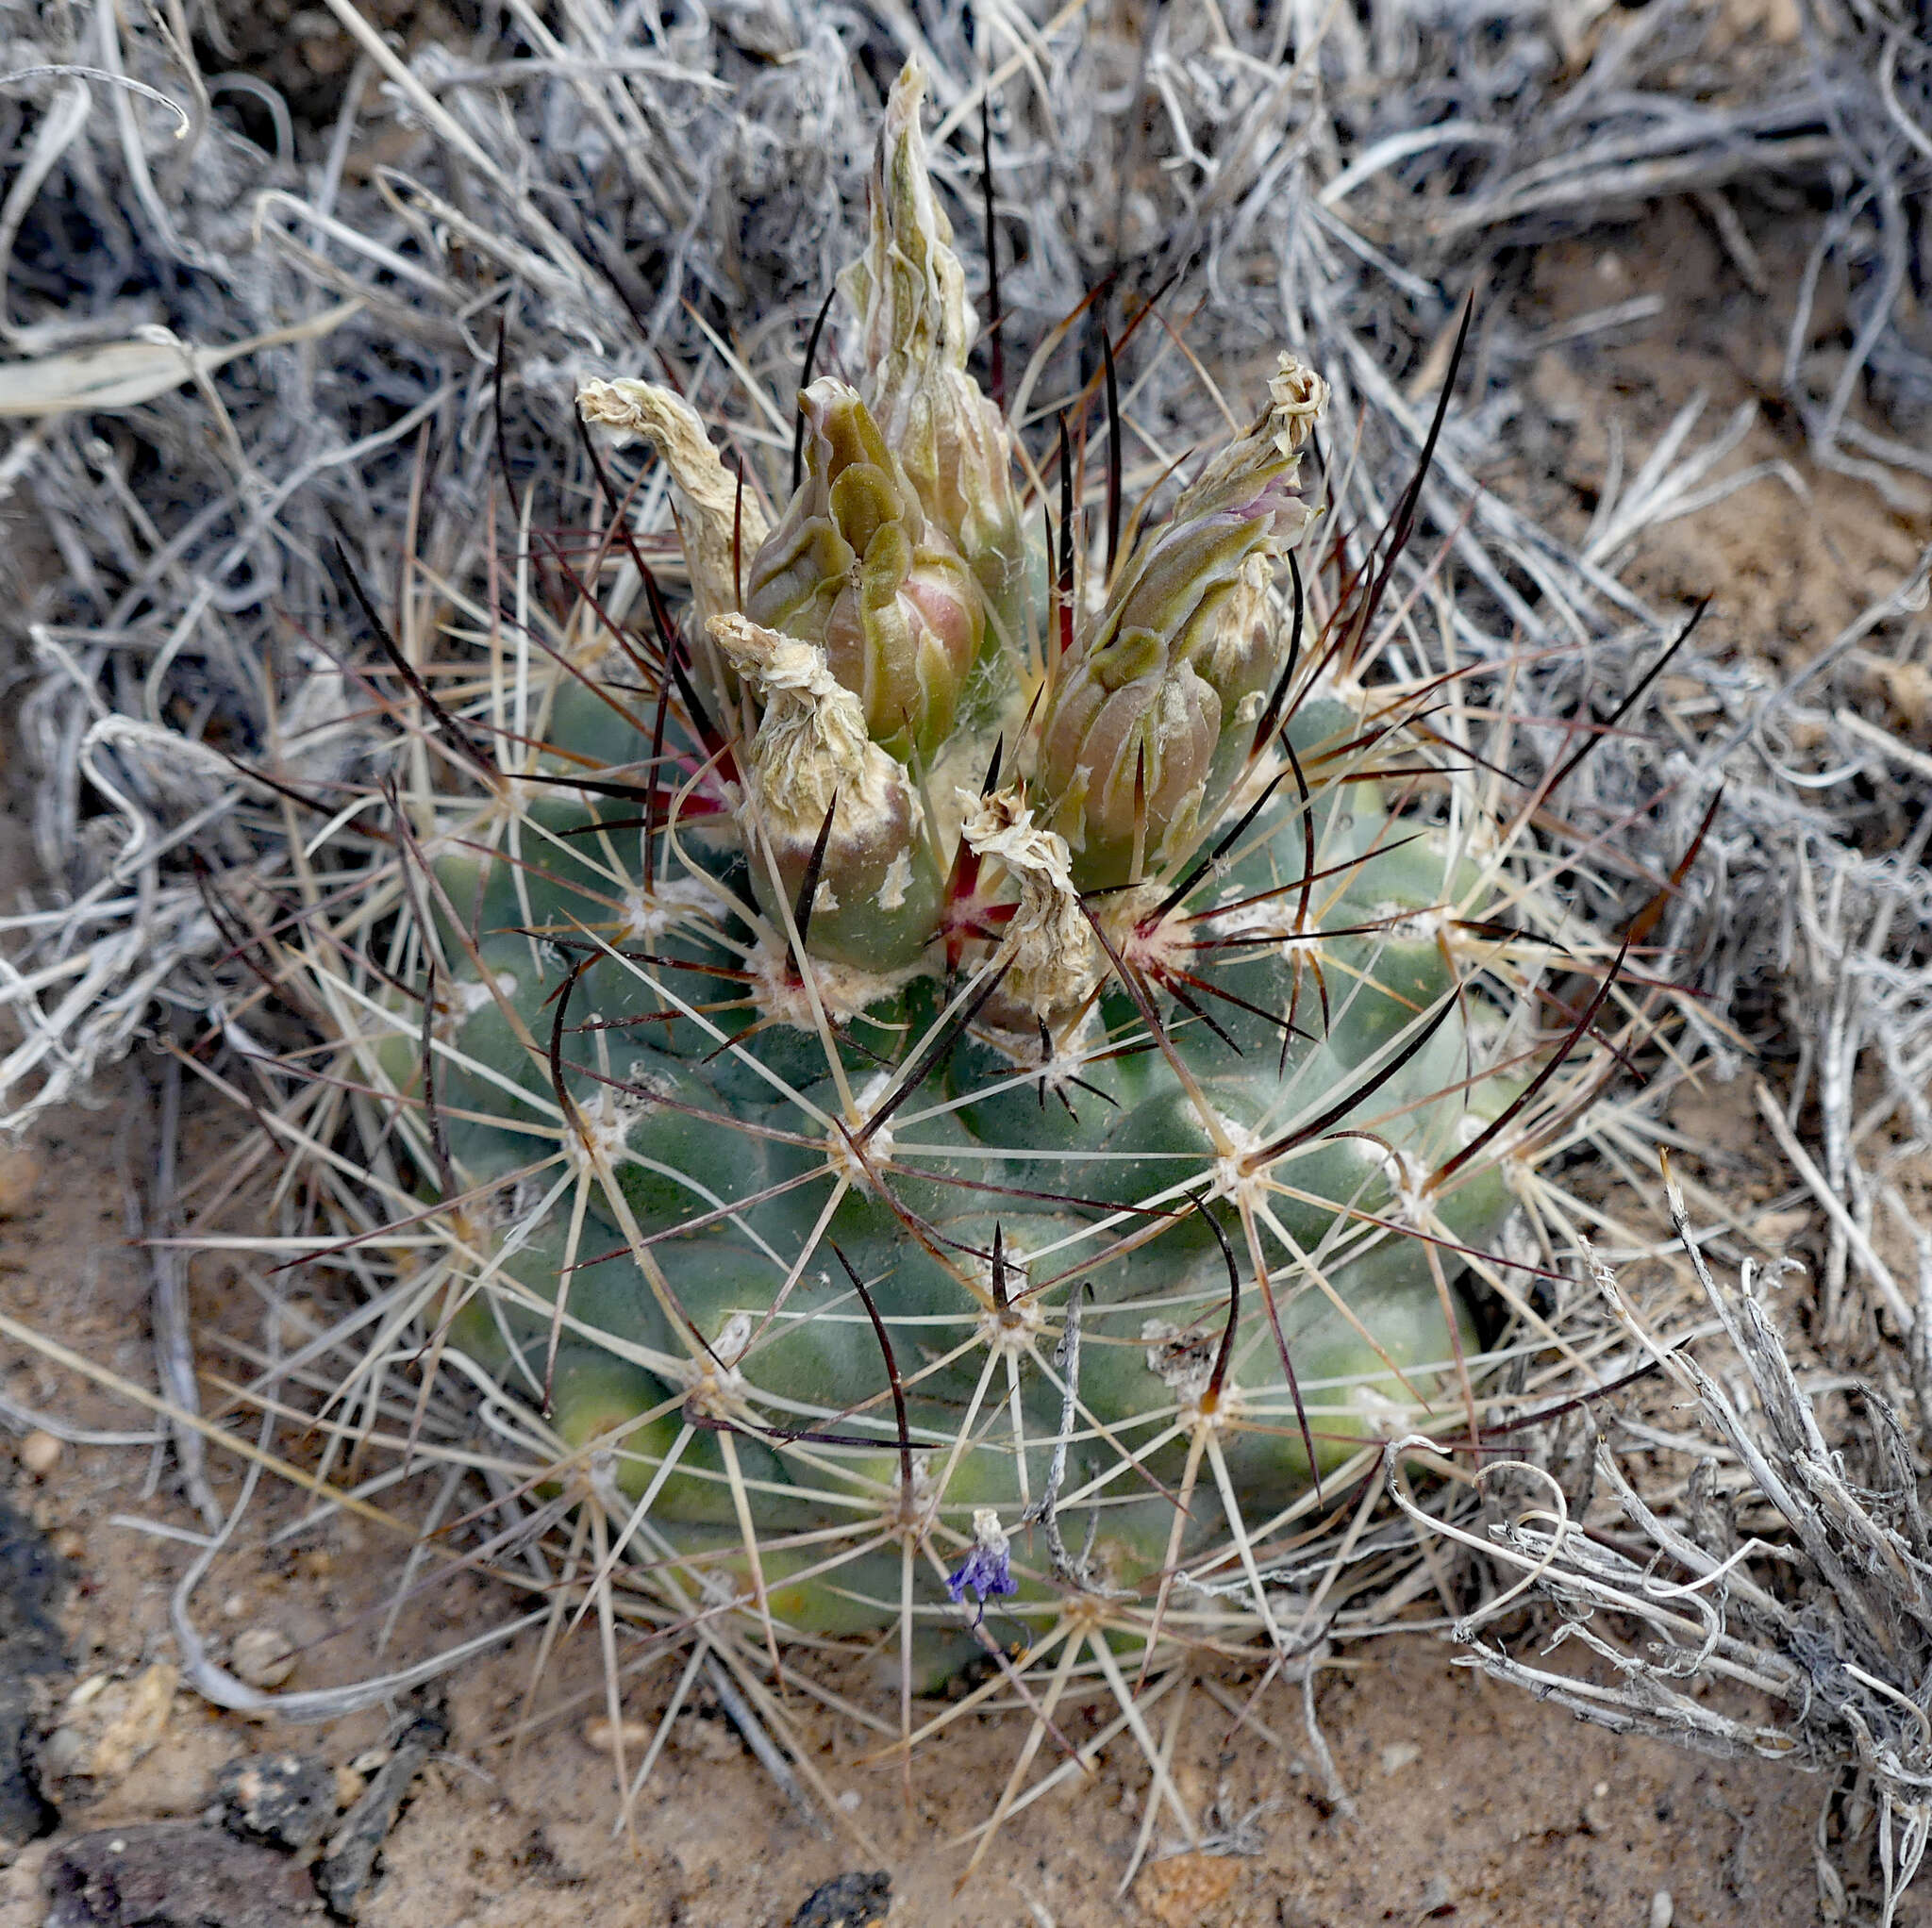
1502 196 1932 709
6 32 1932 1928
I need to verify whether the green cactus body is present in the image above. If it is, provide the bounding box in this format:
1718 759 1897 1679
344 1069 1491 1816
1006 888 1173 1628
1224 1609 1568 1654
334 60 1558 1702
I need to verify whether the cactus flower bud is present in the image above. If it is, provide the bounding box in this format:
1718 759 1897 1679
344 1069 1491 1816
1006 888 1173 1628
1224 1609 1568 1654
708 613 941 971
1170 354 1327 707
1036 355 1327 889
839 62 1027 655
1035 654 1224 893
576 378 769 635
744 377 983 765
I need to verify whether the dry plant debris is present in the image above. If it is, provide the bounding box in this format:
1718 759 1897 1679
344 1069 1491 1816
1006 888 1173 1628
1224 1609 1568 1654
1409 1169 1932 1924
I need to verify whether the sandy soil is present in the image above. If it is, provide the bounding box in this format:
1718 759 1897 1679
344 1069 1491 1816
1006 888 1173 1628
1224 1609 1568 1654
1509 197 1931 710
5 31 1932 1928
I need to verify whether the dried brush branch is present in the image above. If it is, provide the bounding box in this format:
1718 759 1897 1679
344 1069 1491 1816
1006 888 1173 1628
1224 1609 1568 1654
1412 1165 1932 1923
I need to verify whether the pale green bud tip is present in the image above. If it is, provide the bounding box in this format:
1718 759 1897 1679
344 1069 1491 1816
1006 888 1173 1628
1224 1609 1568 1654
1168 351 1327 531
1096 353 1326 684
842 60 969 380
744 377 983 764
1186 352 1325 715
831 61 1026 657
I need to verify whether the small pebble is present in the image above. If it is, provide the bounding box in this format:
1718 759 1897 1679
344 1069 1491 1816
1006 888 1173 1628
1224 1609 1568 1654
216 1752 340 1853
581 1716 654 1753
0 1143 42 1217
230 1627 298 1689
96 1667 175 1773
18 1430 61 1476
1379 1740 1421 1775
67 1674 109 1712
791 1870 891 1928
1581 1777 1613 1834
1650 1892 1674 1928
1138 1854 1241 1928
47 1664 178 1785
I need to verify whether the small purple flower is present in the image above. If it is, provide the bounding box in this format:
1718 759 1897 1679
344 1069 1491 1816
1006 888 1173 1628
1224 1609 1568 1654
945 1507 1017 1622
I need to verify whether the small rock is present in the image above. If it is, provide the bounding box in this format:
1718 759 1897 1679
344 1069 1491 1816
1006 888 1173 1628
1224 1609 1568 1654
52 1664 177 1784
217 1753 340 1853
315 1704 446 1920
1650 1892 1674 1928
17 1430 61 1476
1138 1853 1241 1927
1581 1776 1612 1835
1379 1740 1421 1776
42 1823 321 1927
0 1142 42 1217
231 1626 299 1689
580 1716 654 1754
791 1870 891 1928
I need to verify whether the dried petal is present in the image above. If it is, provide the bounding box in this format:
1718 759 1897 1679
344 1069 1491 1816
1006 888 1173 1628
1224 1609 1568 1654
576 379 768 633
708 613 942 969
958 785 1105 1027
